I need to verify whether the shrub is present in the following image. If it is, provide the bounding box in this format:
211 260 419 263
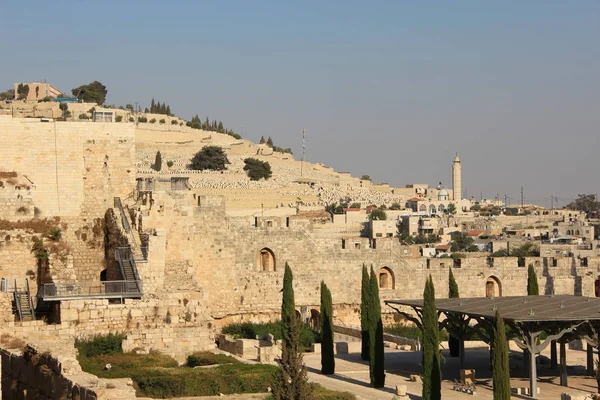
187 352 238 367
75 333 125 357
192 122 201 129
153 150 162 172
369 209 387 220
138 116 148 123
149 118 156 124
221 321 319 350
16 206 28 214
78 114 89 120
159 118 166 124
115 115 123 122
171 119 178 125
243 158 272 180
46 227 62 241
167 161 174 168
389 202 402 210
128 117 134 122
189 146 230 171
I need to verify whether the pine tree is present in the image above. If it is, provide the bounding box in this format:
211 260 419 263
369 266 385 387
360 264 371 361
204 117 210 131
272 263 313 400
144 107 149 113
151 98 155 113
493 311 511 400
166 105 171 116
422 276 441 400
320 281 335 375
527 264 539 296
267 137 274 147
259 136 266 144
154 150 162 172
448 268 460 357
218 121 224 133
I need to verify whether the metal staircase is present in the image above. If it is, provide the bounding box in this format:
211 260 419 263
2 278 36 321
115 247 143 295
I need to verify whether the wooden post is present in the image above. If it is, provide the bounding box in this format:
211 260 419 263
550 340 557 369
560 340 568 386
587 344 595 376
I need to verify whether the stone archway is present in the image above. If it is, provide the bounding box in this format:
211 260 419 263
486 276 502 298
310 309 321 329
257 248 276 271
378 267 394 290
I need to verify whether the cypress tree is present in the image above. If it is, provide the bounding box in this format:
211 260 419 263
154 150 162 172
267 137 274 147
218 121 224 133
422 276 441 400
166 105 171 116
259 136 266 144
150 98 155 113
448 268 460 357
272 263 313 400
360 264 371 361
320 281 335 375
493 311 510 400
527 264 539 296
369 266 385 387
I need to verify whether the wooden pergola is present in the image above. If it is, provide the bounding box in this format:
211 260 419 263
385 295 600 398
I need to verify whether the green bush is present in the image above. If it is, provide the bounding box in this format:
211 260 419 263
78 113 89 120
171 119 178 125
75 333 125 358
385 324 449 341
115 115 123 122
166 161 174 168
243 158 272 180
138 116 148 123
189 146 230 171
187 352 239 367
159 118 166 124
221 321 319 349
129 117 134 122
149 118 156 124
46 227 62 241
369 209 387 220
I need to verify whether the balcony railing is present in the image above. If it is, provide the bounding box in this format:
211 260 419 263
40 280 143 300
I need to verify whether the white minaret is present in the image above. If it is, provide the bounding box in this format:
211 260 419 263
452 154 462 201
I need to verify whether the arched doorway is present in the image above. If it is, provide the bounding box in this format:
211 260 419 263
256 248 276 271
486 276 502 298
429 204 437 215
310 309 321 329
595 277 600 297
378 267 394 290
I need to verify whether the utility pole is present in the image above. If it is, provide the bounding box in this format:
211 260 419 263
300 129 305 177
521 186 524 207
551 194 554 210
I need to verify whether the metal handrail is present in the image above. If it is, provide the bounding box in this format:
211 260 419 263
1 277 28 293
114 197 131 233
115 247 142 282
25 279 35 318
13 290 23 321
40 280 143 300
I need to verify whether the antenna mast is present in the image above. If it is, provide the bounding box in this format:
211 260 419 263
301 129 305 177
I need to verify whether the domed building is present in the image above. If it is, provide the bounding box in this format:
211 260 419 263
438 188 450 201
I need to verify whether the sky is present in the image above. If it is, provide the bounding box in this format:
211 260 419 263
1 1 599 207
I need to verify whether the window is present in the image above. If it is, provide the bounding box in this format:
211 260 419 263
378 267 394 290
257 248 276 271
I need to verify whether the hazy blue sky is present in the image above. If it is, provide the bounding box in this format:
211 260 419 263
1 1 599 206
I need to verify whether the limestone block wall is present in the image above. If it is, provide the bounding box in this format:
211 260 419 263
1 344 136 400
0 232 38 294
0 116 135 218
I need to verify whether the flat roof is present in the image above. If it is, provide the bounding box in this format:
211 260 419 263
385 295 600 322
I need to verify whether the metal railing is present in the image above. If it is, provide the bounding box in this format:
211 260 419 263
114 197 131 233
40 280 143 300
0 277 29 293
115 247 143 283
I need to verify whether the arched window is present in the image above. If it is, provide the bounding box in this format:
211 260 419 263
257 248 276 271
429 205 437 214
419 204 426 212
485 276 502 298
576 230 580 236
378 267 394 290
438 204 446 213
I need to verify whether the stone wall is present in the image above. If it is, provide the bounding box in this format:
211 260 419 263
1 343 136 399
0 116 135 218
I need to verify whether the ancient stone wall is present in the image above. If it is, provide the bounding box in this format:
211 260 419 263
0 116 135 218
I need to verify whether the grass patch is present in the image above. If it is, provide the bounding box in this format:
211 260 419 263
75 333 125 358
264 383 356 400
221 321 320 349
187 351 239 367
385 325 449 341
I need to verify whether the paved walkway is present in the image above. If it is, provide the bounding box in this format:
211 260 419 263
303 342 600 400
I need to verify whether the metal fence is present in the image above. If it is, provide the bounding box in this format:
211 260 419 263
40 280 143 300
0 278 29 293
